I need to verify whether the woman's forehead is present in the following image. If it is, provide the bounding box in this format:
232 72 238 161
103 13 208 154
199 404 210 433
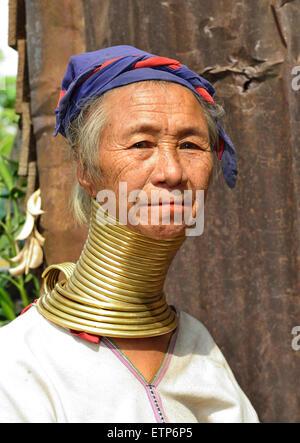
102 82 208 135
98 84 208 143
104 81 205 116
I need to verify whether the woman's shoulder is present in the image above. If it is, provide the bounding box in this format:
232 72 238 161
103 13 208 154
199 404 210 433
0 303 72 355
177 310 219 356
173 310 259 423
0 304 41 344
176 310 241 374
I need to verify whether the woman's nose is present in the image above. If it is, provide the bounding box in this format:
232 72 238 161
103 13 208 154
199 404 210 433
150 148 187 188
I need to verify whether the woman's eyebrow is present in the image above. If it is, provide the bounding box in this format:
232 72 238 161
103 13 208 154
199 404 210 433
123 123 161 137
176 126 209 139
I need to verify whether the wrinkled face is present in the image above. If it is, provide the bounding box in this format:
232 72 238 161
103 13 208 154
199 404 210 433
88 82 213 240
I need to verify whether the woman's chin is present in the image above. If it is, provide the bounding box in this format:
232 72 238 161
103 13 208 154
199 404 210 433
127 222 186 240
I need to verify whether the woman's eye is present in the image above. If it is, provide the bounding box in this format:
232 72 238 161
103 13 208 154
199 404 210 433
132 141 150 149
180 142 203 150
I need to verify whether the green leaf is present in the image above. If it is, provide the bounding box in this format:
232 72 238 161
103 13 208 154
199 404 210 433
0 133 14 155
10 186 26 200
0 186 25 201
0 157 14 191
1 252 12 262
0 283 14 308
0 78 17 109
0 233 10 251
24 273 32 283
30 274 40 298
0 287 16 320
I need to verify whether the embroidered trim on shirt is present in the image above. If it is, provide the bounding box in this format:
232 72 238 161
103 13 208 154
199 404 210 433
101 323 179 423
148 385 165 423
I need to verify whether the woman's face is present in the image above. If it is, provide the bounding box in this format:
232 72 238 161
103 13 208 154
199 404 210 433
80 82 214 240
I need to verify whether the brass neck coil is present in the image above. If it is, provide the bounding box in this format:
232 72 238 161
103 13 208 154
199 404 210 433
36 198 185 338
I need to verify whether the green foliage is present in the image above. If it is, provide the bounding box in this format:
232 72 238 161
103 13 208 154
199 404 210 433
0 69 40 325
0 76 19 156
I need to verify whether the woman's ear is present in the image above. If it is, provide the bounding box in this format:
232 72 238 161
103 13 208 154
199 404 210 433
76 164 97 198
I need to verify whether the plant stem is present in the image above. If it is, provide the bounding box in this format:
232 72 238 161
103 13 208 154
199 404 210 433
12 198 19 225
0 220 17 256
0 273 21 291
17 275 29 307
5 195 11 232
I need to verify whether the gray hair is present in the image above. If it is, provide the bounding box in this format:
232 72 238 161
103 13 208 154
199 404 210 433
65 80 225 225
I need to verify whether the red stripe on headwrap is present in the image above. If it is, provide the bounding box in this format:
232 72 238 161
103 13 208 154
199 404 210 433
217 137 224 161
94 57 123 73
58 57 124 111
194 86 214 103
85 57 123 83
56 90 67 109
133 56 181 70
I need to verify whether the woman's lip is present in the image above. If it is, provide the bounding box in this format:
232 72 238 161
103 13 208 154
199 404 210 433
138 202 192 207
136 202 193 214
146 202 182 206
156 202 176 205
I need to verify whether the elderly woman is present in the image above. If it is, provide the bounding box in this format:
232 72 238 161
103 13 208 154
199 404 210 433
0 46 258 423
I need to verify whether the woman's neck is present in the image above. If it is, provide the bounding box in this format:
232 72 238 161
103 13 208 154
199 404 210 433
37 198 185 339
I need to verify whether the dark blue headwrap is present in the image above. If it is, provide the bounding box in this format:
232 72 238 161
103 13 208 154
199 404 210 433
54 45 237 188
